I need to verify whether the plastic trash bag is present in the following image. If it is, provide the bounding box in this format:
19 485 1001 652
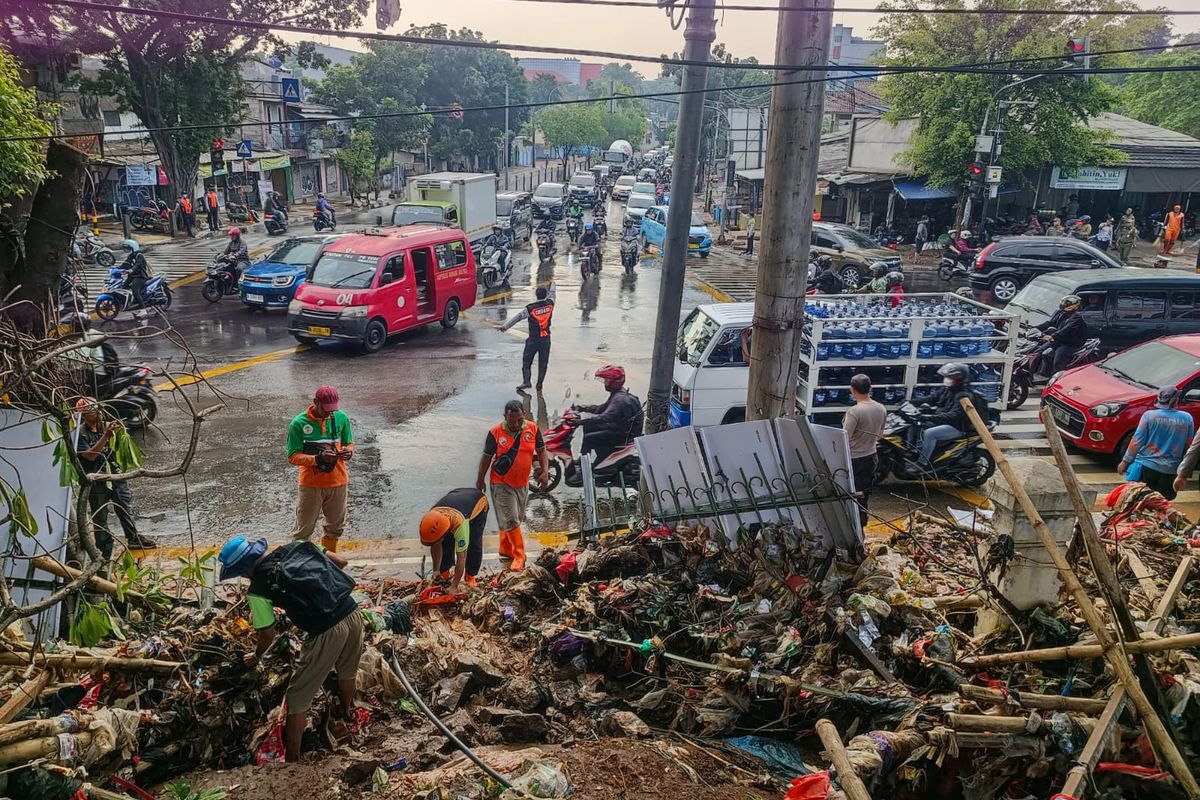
726 735 811 779
503 758 570 798
786 771 830 800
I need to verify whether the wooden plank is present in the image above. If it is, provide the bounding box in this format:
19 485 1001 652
1124 551 1162 604
958 684 1108 714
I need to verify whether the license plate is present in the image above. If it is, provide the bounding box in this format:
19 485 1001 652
1049 404 1071 427
307 326 331 337
246 293 265 303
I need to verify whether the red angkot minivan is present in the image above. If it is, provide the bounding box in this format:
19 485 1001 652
287 226 477 353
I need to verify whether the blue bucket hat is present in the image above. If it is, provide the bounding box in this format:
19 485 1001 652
218 536 268 580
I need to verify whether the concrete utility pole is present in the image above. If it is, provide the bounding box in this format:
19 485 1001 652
645 0 717 432
745 0 833 420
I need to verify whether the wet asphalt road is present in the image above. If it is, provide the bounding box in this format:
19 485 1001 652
107 203 711 557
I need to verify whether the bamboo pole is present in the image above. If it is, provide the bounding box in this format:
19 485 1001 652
959 398 1200 798
0 652 183 673
0 670 49 724
0 730 93 764
31 555 168 614
0 714 81 747
963 630 1200 666
1060 554 1195 800
1040 411 1174 732
947 712 1097 735
957 684 1109 714
815 719 873 800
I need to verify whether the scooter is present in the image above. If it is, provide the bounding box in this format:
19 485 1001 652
938 247 975 281
579 245 602 282
477 244 512 290
128 200 170 231
565 216 581 245
312 209 336 232
264 210 289 236
201 256 243 303
536 224 557 263
98 364 158 429
94 269 173 320
59 263 88 314
592 213 608 238
620 227 639 274
74 231 115 266
1007 331 1103 410
874 402 998 488
531 408 641 493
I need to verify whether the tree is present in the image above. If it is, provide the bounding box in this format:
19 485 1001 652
1123 50 1200 137
539 104 607 172
3 0 369 202
592 84 649 149
336 129 376 202
874 0 1169 191
0 45 52 204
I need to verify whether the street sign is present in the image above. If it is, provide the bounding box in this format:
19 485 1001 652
450 102 464 120
236 140 253 159
280 77 301 103
989 184 999 199
986 166 1002 184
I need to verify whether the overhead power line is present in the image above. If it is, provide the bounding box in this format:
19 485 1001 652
502 0 1200 15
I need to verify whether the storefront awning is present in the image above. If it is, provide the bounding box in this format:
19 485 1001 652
894 180 956 201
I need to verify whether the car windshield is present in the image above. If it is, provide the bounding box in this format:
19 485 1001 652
534 184 563 199
570 175 595 187
266 239 323 266
677 309 720 367
830 227 878 250
309 252 379 289
393 205 443 226
633 182 655 195
1100 341 1200 389
496 198 514 216
628 195 653 209
615 177 636 187
602 151 626 163
690 213 705 227
1009 281 1071 325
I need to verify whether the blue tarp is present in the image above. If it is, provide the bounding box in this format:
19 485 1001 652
894 180 957 201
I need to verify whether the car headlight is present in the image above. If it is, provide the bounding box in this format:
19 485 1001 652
1089 401 1127 418
287 299 302 314
272 275 295 287
340 305 369 318
1047 371 1063 385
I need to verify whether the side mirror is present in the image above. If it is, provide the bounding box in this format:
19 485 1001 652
1091 259 1101 266
1185 389 1200 403
379 272 394 286
833 244 844 252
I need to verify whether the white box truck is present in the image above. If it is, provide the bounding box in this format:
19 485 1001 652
392 172 497 246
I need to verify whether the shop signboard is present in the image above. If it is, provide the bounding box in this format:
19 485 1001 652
1050 166 1127 191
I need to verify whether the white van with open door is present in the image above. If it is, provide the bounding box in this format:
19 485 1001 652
670 302 754 428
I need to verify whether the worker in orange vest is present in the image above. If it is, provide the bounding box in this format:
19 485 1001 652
475 400 547 571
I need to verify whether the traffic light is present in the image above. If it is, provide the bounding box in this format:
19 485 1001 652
212 138 224 150
1064 37 1085 65
967 161 985 200
210 141 225 175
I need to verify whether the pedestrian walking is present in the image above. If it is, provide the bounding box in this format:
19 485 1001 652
205 188 220 231
1095 215 1113 251
287 385 354 551
913 215 930 262
74 398 157 555
1164 204 1184 255
419 487 490 594
476 399 548 571
1116 208 1137 264
744 215 756 258
218 535 364 763
1118 386 1193 500
842 374 886 525
177 195 194 237
501 281 556 393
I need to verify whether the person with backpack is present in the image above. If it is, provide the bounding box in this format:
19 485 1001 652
287 385 354 551
218 536 364 763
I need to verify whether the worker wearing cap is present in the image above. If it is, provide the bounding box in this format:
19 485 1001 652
287 385 354 551
1119 385 1194 500
419 488 489 594
74 397 157 555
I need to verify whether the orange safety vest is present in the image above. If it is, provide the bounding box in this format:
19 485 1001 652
489 420 539 488
527 299 554 338
206 191 218 209
179 197 192 214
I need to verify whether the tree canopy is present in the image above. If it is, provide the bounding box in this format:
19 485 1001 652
1123 50 1200 138
0 45 52 204
539 104 607 170
875 0 1169 189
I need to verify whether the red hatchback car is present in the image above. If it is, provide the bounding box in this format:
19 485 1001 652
1043 334 1200 458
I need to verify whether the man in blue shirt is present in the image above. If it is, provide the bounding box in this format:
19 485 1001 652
1118 386 1194 500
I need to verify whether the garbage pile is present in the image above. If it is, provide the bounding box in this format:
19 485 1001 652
4 475 1200 799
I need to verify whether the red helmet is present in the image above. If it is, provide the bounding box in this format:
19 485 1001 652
595 364 625 391
227 226 240 237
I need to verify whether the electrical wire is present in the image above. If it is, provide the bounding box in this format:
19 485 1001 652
493 0 1200 15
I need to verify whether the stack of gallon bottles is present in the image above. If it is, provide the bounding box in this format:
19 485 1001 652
810 365 906 409
804 298 998 362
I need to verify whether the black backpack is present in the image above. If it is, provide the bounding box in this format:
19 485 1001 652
262 541 355 635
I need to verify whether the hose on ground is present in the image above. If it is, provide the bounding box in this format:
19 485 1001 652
388 651 513 790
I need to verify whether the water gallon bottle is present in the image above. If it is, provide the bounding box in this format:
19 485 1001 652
814 389 827 406
816 342 829 361
848 341 864 360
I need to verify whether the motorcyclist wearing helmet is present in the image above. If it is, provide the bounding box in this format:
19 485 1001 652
812 257 843 294
579 222 600 249
118 239 152 308
857 263 889 294
483 225 510 250
913 363 988 467
1035 295 1088 372
573 365 644 460
566 196 584 219
884 271 905 308
952 230 976 257
315 192 335 226
221 226 250 275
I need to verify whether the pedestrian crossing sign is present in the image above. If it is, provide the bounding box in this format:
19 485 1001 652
236 140 253 158
281 77 301 103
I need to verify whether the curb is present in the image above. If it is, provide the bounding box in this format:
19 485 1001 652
689 275 734 303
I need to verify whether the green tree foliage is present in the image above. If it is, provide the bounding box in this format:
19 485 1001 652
1123 50 1200 137
337 129 376 201
3 0 369 200
875 0 1168 189
0 45 53 204
588 83 649 149
539 104 608 171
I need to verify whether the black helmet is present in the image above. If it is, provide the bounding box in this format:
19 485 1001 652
885 271 904 288
870 263 887 278
1060 294 1082 312
937 362 970 388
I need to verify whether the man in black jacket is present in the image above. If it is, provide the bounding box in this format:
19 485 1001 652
915 363 988 466
1035 294 1087 372
575 364 644 460
502 282 556 392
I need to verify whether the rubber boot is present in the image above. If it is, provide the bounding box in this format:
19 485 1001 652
509 527 526 571
320 534 339 553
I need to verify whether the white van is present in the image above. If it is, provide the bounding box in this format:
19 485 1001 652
670 302 755 428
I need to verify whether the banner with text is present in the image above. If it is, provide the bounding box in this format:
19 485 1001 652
1050 166 1127 191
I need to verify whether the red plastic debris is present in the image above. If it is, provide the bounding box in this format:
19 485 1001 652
785 772 830 800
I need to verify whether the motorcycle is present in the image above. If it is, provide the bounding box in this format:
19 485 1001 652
201 256 243 303
592 214 608 238
74 230 115 266
264 210 289 236
477 244 512 290
94 268 173 320
579 245 602 281
620 228 639 274
312 209 336 232
128 200 170 231
1007 330 1103 410
99 363 159 429
565 216 581 245
874 402 997 488
536 224 557 263
531 408 641 493
59 263 88 314
937 247 976 281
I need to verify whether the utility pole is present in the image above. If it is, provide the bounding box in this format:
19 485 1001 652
745 0 833 421
645 0 717 432
503 83 510 189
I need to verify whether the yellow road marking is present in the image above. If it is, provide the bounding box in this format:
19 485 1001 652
691 277 733 303
130 530 578 559
480 289 513 303
154 344 309 391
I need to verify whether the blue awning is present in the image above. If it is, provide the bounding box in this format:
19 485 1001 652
893 180 957 201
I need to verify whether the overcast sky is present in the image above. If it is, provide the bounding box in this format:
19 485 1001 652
301 1 1200 76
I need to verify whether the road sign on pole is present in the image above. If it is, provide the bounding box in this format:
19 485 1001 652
280 77 301 103
236 140 253 159
986 166 1002 184
450 102 464 120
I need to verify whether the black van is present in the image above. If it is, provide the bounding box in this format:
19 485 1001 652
970 236 1123 303
1007 269 1200 353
